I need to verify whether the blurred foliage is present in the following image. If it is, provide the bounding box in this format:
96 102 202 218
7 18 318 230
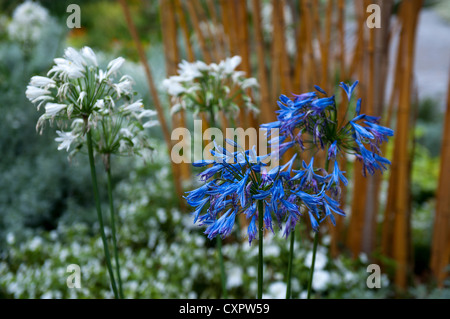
1 0 162 60
415 97 444 157
408 97 443 282
411 143 439 204
434 0 450 22
66 0 161 61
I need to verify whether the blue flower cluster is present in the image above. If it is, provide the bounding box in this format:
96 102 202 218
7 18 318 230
186 81 394 244
262 81 394 177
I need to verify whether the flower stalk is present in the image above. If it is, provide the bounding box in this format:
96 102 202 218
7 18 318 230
105 156 124 299
216 236 228 298
258 200 264 299
306 156 329 299
306 231 320 299
86 129 119 299
285 227 295 299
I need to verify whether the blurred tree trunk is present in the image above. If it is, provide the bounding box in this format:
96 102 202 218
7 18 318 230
361 0 393 255
160 0 191 181
382 0 422 290
251 0 273 123
431 69 450 287
118 0 184 207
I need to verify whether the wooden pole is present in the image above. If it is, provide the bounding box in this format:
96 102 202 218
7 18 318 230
251 0 272 123
431 68 450 286
160 0 191 181
118 0 184 206
388 0 422 289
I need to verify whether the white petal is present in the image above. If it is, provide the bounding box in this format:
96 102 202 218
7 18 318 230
106 57 125 77
81 46 98 67
45 103 67 117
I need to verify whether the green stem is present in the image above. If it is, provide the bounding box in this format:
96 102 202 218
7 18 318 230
86 129 119 299
106 160 124 299
207 114 228 298
306 231 319 299
234 215 242 242
258 200 264 299
286 228 295 299
217 236 228 298
306 156 329 299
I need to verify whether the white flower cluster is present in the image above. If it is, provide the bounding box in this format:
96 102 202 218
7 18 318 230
26 46 158 160
7 1 50 44
162 56 259 122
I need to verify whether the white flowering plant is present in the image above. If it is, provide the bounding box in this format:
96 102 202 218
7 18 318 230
7 0 50 45
26 46 160 299
26 47 157 163
162 56 259 125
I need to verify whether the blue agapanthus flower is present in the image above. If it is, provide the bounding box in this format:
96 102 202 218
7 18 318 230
186 139 349 242
262 81 394 179
186 140 274 244
187 81 393 242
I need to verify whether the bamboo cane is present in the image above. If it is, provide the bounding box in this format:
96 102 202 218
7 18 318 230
270 0 282 107
160 0 191 181
390 0 422 289
184 0 212 63
251 0 272 123
431 68 450 286
338 0 346 79
174 0 195 62
301 0 318 86
347 0 368 257
118 0 184 206
293 3 306 93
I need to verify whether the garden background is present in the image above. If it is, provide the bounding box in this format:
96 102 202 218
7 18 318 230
0 0 449 299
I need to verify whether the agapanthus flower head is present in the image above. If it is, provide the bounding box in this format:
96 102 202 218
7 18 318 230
187 140 278 244
162 56 259 123
263 80 394 179
7 0 50 44
26 46 159 161
187 139 347 243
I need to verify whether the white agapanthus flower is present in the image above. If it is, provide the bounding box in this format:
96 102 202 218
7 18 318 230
80 46 98 67
162 56 259 122
44 103 67 117
26 46 159 161
25 86 52 104
106 57 125 77
29 76 56 88
55 130 78 151
219 56 242 74
121 100 144 113
162 78 186 96
7 1 49 44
